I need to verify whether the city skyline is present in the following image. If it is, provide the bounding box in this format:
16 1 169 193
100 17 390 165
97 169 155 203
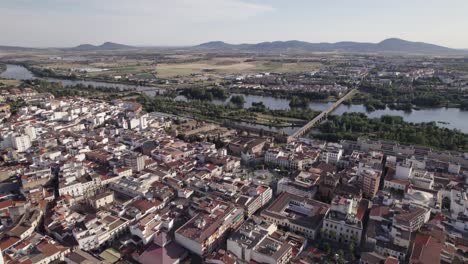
2 0 468 48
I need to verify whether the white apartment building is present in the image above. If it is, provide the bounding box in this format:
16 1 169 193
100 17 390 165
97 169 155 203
73 212 128 251
2 133 32 152
320 143 343 164
261 192 330 239
321 196 365 245
175 204 244 256
129 212 174 245
123 152 147 172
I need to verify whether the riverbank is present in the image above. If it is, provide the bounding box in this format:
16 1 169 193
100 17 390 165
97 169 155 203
0 64 165 95
176 91 468 133
230 87 338 102
357 81 468 110
138 95 313 134
25 64 160 87
312 113 468 152
2 63 468 133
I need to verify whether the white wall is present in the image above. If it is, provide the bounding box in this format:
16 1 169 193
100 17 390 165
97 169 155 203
175 232 202 256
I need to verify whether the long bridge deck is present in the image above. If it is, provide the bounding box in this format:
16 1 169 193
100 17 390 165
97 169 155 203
288 89 357 141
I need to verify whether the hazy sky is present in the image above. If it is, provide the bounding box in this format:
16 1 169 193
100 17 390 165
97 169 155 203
2 0 468 48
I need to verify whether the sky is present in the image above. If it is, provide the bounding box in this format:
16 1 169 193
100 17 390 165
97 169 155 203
1 0 468 48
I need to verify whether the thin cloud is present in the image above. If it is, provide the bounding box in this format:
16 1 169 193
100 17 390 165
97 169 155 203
110 0 275 21
17 0 276 21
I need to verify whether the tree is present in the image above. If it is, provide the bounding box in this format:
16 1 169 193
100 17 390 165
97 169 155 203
336 250 345 264
323 242 331 255
289 96 309 108
348 243 355 255
251 101 266 112
230 95 245 108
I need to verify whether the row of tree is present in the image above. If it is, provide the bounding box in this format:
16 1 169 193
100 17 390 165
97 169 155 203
180 86 229 101
358 80 468 110
315 113 468 151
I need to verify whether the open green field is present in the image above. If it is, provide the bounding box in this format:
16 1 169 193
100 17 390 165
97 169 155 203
0 79 21 87
156 58 322 78
7 51 324 81
255 113 304 123
253 113 305 127
253 61 321 73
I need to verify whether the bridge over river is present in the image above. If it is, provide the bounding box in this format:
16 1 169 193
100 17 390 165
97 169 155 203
288 89 358 142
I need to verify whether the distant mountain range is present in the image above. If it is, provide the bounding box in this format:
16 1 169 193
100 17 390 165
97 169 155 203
0 45 38 51
68 42 135 51
0 42 135 52
0 38 466 54
194 38 466 55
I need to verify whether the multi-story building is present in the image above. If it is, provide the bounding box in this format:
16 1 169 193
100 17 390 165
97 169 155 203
319 143 343 164
264 147 318 171
367 196 430 262
72 211 128 251
248 236 293 264
109 172 161 198
277 170 321 199
391 206 429 247
261 192 329 239
175 203 244 256
129 212 174 245
235 185 273 217
1 133 32 152
58 174 100 198
321 196 368 245
91 191 114 209
410 170 434 189
0 233 70 264
122 152 147 172
359 166 381 199
448 189 468 218
227 219 293 264
228 137 268 156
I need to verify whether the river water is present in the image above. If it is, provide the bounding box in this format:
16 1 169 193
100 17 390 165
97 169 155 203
0 64 164 96
3 64 467 134
177 93 468 133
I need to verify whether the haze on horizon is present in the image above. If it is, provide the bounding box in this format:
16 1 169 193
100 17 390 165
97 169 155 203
2 0 468 49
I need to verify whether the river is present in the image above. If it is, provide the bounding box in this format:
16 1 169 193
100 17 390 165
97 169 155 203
3 64 468 134
177 93 468 133
0 64 164 96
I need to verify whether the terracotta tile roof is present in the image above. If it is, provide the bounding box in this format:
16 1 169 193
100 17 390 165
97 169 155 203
37 241 64 256
356 199 369 221
131 199 155 213
384 257 399 264
0 236 20 250
410 233 445 264
370 205 391 218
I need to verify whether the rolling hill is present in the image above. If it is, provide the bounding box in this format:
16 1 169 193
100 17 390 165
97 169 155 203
0 45 38 51
195 38 464 54
68 42 135 51
0 39 465 54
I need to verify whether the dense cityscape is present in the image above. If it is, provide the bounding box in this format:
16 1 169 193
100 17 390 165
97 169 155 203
1 1 468 264
0 46 467 264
